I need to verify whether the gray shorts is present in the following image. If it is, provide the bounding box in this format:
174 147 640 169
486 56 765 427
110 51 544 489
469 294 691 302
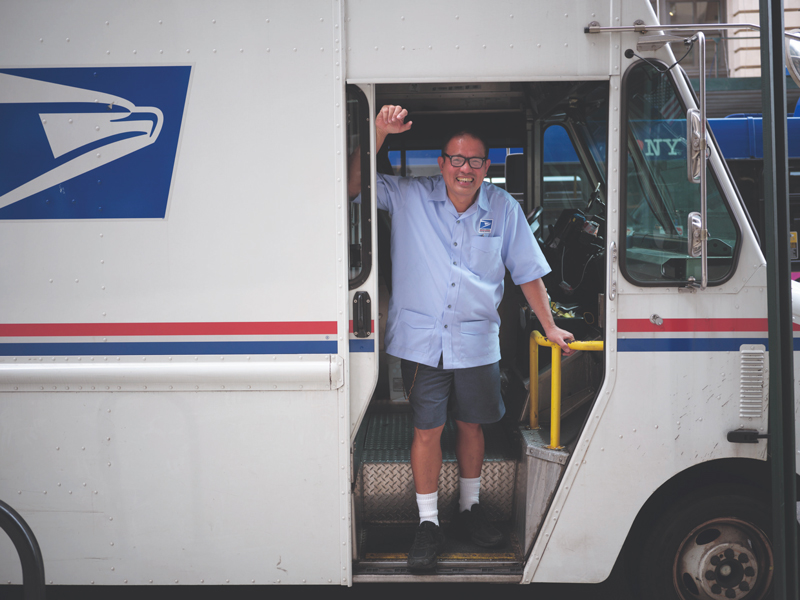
400 357 505 430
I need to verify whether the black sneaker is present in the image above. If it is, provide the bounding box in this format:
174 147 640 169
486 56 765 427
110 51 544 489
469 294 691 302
407 521 444 571
455 504 503 548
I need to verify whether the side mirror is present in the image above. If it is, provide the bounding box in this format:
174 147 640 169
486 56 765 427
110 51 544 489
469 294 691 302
686 108 703 183
786 30 800 90
688 211 702 258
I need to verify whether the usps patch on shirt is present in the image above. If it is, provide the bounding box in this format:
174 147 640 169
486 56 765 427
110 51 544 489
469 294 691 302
479 218 493 233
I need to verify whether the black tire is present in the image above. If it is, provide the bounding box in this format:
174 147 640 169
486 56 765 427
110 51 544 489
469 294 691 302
635 485 774 600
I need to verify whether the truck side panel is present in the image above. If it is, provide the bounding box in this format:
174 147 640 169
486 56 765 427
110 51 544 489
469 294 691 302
0 0 353 585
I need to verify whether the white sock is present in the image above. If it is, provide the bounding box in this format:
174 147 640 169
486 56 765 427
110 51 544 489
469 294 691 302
459 476 481 513
416 491 439 526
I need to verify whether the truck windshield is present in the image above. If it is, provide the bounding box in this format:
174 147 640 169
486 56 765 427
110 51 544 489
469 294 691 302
621 61 739 285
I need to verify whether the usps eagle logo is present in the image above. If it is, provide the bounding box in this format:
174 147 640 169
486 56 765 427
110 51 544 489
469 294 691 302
0 66 191 219
479 218 493 233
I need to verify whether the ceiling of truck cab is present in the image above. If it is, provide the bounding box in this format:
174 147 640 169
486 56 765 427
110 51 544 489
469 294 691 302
375 81 604 151
376 82 527 150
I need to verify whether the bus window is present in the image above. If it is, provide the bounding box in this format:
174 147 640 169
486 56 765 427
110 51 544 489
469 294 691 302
620 61 739 285
541 125 589 225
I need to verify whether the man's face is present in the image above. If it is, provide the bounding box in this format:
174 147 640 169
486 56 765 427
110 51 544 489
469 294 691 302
437 135 490 209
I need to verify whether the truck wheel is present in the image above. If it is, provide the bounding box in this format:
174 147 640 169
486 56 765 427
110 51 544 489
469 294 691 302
636 486 773 600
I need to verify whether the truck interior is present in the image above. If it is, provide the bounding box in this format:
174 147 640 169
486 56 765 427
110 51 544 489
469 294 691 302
346 79 610 578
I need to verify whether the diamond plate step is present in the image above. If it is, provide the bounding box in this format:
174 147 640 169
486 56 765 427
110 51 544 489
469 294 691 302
355 413 517 525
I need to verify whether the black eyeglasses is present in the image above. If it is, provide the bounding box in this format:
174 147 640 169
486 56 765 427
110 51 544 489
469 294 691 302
442 153 487 169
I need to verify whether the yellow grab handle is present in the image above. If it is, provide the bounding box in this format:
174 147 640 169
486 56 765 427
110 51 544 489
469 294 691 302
530 330 603 449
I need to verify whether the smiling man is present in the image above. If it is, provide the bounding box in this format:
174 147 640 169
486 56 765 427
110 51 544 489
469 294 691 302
349 105 574 572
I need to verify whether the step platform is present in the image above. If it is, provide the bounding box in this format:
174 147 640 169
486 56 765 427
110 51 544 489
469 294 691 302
354 413 518 525
353 521 523 578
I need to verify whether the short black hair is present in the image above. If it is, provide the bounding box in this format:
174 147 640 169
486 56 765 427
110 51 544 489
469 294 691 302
441 128 489 158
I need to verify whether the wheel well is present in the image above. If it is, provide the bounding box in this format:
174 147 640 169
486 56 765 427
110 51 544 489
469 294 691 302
620 457 796 566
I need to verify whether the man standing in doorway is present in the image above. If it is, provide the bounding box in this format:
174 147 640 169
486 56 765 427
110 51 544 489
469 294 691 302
349 105 574 571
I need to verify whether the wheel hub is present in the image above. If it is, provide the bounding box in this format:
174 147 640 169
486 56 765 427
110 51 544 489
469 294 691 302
674 517 772 600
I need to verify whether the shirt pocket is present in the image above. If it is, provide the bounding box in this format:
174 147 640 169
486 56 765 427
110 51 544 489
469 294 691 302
468 236 503 279
395 309 437 353
459 319 499 358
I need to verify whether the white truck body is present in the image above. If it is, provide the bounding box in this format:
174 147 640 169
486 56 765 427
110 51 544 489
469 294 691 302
0 0 794 593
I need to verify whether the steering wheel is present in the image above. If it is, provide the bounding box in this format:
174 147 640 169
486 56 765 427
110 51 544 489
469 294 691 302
527 206 544 236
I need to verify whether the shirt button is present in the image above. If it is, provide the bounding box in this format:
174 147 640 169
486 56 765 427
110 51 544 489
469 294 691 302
444 324 448 329
453 242 457 246
453 261 457 265
447 305 452 309
456 220 460 224
451 283 455 287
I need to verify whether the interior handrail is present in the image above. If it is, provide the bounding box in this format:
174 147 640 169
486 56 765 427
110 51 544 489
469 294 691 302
530 330 604 449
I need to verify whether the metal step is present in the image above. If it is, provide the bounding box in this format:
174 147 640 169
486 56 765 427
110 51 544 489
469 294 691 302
353 521 523 581
354 413 518 525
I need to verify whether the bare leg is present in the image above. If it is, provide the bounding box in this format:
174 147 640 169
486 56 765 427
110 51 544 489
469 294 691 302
410 425 445 494
455 420 484 478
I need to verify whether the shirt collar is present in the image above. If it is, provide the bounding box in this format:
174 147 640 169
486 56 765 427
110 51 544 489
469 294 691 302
432 176 489 216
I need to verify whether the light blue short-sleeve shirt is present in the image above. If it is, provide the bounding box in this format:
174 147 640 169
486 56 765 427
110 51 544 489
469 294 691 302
377 173 551 369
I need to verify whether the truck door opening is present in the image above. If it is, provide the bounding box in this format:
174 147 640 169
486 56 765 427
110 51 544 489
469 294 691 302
347 80 610 578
